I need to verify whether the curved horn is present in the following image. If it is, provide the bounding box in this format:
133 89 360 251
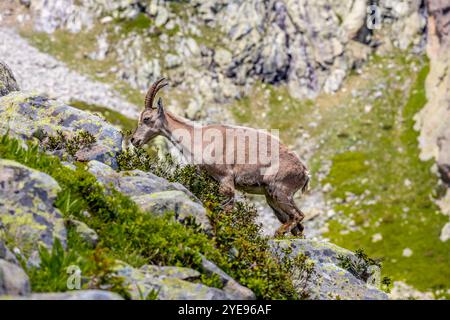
144 78 168 109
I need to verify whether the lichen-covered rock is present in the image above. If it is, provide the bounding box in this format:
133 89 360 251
0 91 123 168
114 261 235 300
88 160 189 195
200 255 255 300
66 219 99 248
132 191 211 231
87 160 212 231
0 159 67 259
139 265 201 281
273 238 355 266
271 239 388 300
0 259 31 296
0 61 19 97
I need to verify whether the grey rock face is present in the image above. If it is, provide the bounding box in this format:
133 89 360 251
0 259 31 296
132 191 211 231
114 261 235 300
200 255 255 300
0 91 123 168
0 241 19 265
0 60 19 97
427 0 450 46
0 159 67 259
87 161 212 231
66 219 99 248
271 239 389 300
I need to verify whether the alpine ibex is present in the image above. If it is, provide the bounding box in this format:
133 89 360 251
130 78 310 237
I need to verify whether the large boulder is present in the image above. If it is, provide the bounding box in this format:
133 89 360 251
271 239 389 300
0 159 67 262
113 261 237 300
87 161 212 232
0 91 123 168
0 61 19 97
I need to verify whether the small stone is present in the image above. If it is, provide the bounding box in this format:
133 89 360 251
372 233 383 243
214 48 233 67
403 179 412 188
155 7 169 27
440 222 450 242
164 54 182 69
402 248 413 257
100 16 113 24
322 183 332 193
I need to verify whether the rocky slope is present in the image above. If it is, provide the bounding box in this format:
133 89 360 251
0 0 428 117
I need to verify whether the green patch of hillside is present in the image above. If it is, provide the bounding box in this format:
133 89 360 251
232 51 450 297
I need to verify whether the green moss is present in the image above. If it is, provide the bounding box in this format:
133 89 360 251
325 152 370 198
118 13 153 34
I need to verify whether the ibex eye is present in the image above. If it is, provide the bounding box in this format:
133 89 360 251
143 117 151 124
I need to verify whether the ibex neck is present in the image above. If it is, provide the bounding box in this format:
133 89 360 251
161 111 200 160
164 111 197 134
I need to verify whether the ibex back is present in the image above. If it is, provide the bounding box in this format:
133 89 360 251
131 78 310 237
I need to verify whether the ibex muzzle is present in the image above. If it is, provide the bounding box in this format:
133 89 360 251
131 78 310 237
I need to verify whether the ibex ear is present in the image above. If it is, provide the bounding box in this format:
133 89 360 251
157 97 165 117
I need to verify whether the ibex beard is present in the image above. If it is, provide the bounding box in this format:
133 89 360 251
131 78 310 237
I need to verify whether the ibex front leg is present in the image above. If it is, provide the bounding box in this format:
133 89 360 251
218 176 235 212
266 185 304 237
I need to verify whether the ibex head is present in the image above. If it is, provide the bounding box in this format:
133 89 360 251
130 78 168 147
